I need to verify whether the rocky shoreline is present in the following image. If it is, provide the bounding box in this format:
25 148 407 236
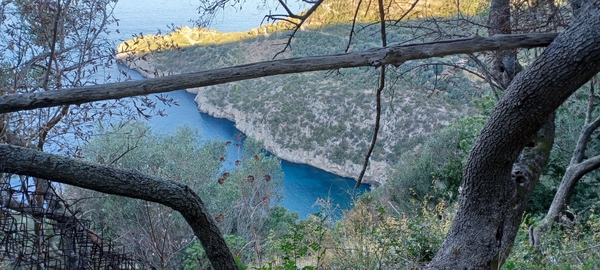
192 88 386 186
118 54 385 186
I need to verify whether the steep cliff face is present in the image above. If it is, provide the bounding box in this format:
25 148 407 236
117 24 480 187
118 54 388 185
192 87 388 185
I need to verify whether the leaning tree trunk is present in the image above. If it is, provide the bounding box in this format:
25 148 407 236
427 1 600 268
486 0 555 256
0 144 239 270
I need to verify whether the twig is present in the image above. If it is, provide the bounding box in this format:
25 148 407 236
356 0 387 187
563 244 600 254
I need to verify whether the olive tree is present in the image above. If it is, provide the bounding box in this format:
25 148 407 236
2 0 600 269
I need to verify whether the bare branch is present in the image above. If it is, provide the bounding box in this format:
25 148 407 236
276 0 302 18
0 33 559 114
393 0 420 25
37 105 69 150
270 0 326 58
468 54 503 99
344 0 363 53
357 0 387 187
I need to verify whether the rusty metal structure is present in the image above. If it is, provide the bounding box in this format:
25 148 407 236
0 174 141 269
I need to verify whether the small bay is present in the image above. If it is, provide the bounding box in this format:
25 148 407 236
108 0 370 218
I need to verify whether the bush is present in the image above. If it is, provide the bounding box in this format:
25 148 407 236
506 203 600 269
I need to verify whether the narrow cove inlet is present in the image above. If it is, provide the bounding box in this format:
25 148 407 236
120 72 370 219
103 0 370 219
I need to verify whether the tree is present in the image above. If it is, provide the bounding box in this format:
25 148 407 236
0 0 155 268
57 121 287 268
427 1 600 267
71 122 226 269
1 0 600 269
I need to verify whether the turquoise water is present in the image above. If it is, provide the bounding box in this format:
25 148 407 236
106 0 370 219
125 84 369 219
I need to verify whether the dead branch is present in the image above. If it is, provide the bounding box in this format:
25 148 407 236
0 33 559 114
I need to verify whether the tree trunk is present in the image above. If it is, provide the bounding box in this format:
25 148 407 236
0 144 239 270
2 3 599 269
427 1 600 268
489 0 517 89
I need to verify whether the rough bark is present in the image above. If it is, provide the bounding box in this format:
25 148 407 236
0 4 596 269
487 0 555 257
427 1 600 268
0 144 238 270
0 33 558 114
489 0 517 89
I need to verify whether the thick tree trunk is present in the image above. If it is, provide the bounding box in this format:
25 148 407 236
487 0 553 257
0 144 239 270
1 3 598 269
427 1 600 268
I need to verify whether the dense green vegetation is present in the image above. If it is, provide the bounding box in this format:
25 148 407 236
116 0 491 183
4 0 600 268
115 0 491 184
71 92 600 268
68 83 600 269
118 0 484 55
69 122 294 268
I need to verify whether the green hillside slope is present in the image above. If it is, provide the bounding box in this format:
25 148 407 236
118 1 487 184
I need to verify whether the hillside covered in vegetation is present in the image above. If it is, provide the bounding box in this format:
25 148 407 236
117 0 486 185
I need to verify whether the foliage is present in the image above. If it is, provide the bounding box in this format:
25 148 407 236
381 112 487 212
540 85 600 215
116 1 590 268
2 0 597 268
71 122 225 269
69 122 293 268
0 0 152 153
118 0 485 55
256 195 454 269
116 0 490 182
136 23 484 181
183 234 249 270
505 203 600 269
261 213 329 270
303 0 483 27
0 1 158 267
215 138 287 265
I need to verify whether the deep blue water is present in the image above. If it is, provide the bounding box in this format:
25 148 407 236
106 0 369 219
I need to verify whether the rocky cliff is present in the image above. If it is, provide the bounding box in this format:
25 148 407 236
116 24 480 187
118 54 388 185
192 87 388 186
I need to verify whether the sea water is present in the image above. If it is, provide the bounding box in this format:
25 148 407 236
107 0 370 219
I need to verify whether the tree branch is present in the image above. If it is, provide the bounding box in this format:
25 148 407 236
532 76 600 247
268 0 326 58
357 0 387 187
0 144 237 270
0 33 558 114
